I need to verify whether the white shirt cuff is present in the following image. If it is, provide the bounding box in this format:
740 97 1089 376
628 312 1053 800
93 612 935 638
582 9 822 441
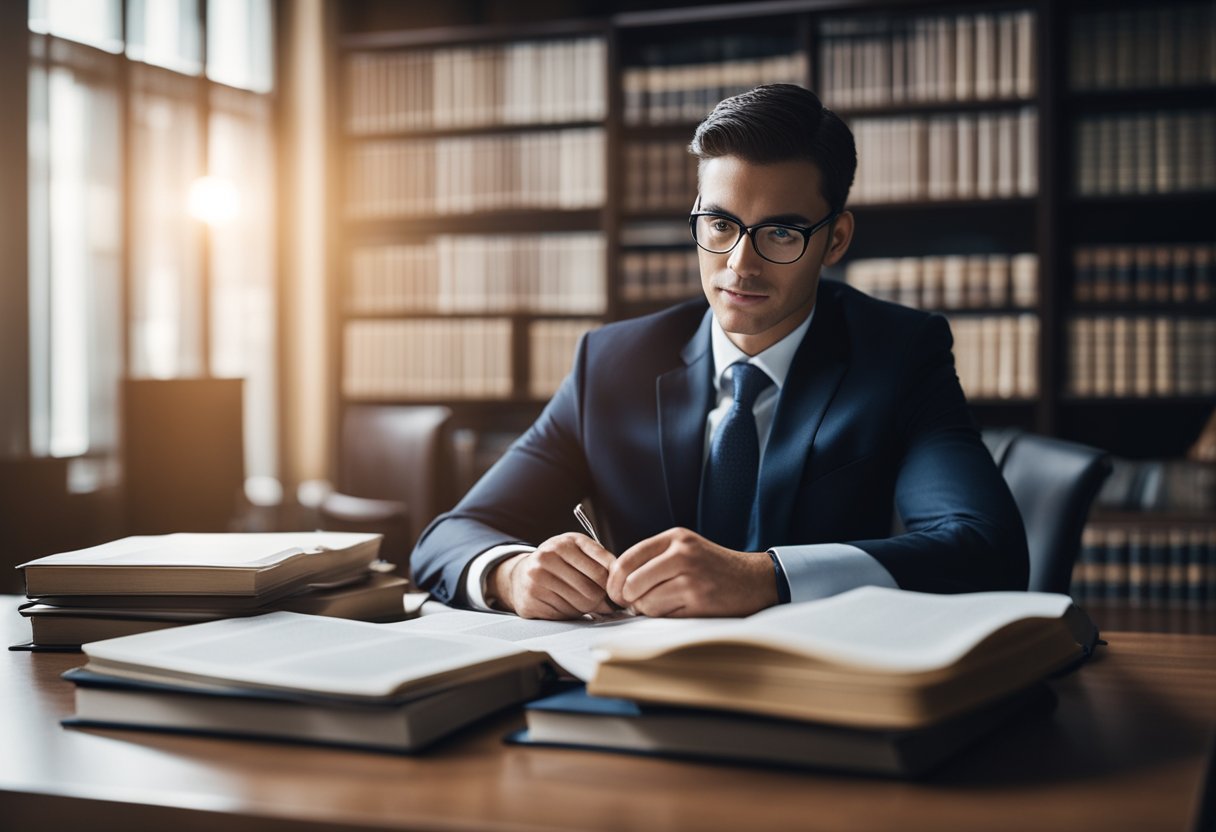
769 543 898 604
465 544 535 612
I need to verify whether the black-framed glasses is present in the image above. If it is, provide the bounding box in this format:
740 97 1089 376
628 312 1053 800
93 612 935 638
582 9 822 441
688 205 839 265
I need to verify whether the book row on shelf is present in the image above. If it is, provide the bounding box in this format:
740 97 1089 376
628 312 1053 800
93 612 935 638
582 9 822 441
619 248 700 303
1072 521 1216 609
948 314 1038 401
1073 243 1214 305
1074 110 1216 196
818 10 1035 110
342 318 597 400
348 233 606 315
343 37 607 134
622 45 806 126
529 319 600 399
344 319 514 399
346 128 606 218
848 109 1036 204
623 140 699 214
1066 316 1216 398
1099 456 1216 516
1069 3 1216 92
843 253 1038 311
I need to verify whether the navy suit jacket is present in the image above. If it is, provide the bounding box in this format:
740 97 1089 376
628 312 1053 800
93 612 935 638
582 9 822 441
411 280 1029 605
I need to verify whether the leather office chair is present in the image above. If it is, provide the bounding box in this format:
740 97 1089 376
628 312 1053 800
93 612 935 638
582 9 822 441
319 405 454 572
982 430 1112 594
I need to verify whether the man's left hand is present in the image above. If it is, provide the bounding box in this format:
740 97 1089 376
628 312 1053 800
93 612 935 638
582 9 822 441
605 528 778 617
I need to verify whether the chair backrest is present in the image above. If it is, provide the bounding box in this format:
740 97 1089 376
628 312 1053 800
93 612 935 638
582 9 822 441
985 431 1112 594
337 405 454 550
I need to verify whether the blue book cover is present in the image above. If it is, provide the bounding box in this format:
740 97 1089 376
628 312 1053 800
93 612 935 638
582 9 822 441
507 684 1055 779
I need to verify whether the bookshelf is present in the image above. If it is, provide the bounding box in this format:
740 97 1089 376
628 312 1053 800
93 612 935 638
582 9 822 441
330 0 1215 500
334 18 612 459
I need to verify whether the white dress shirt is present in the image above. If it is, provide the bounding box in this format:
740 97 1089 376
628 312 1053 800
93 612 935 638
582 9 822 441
464 307 896 611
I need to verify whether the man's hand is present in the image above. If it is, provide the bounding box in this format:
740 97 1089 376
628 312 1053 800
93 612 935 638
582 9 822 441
488 533 616 619
606 528 778 617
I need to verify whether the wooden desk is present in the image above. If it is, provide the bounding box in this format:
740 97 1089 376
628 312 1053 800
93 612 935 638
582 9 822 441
2 596 1214 832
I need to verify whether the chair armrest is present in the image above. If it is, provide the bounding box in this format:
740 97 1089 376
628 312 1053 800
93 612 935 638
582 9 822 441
319 492 408 525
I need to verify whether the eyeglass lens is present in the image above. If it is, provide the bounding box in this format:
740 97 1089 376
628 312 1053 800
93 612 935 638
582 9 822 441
692 215 808 264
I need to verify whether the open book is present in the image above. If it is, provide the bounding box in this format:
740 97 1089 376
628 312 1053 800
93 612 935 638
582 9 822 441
61 607 629 752
587 586 1098 729
18 532 382 597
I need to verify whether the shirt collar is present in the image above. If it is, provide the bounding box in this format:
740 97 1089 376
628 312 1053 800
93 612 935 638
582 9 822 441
709 307 815 392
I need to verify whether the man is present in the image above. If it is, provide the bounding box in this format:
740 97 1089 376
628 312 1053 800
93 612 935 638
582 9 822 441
411 84 1028 619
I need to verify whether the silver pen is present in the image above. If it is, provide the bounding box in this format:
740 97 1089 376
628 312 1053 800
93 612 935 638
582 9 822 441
573 502 601 546
573 503 632 616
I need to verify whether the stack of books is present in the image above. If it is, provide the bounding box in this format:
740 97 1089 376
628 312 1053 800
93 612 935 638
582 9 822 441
55 587 1099 772
513 588 1100 777
15 531 409 649
63 611 548 754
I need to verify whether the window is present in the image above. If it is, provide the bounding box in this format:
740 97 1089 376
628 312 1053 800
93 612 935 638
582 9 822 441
207 0 274 93
28 0 123 54
28 41 123 471
128 66 205 379
127 0 203 75
208 86 278 481
27 0 277 495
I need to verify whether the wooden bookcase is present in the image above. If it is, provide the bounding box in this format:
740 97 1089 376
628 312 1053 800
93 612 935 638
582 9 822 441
328 0 1216 491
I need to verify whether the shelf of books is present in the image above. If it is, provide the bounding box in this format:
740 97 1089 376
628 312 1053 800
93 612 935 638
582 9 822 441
332 3 1216 617
1072 515 1216 634
814 5 1044 423
1059 0 1216 462
337 25 610 420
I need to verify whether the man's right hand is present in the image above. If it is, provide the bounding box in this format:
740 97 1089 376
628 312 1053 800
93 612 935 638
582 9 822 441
488 533 616 619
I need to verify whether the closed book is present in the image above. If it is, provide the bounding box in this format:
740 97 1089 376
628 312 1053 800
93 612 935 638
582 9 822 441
18 532 382 598
19 573 413 648
508 682 1056 778
588 587 1097 730
64 663 542 755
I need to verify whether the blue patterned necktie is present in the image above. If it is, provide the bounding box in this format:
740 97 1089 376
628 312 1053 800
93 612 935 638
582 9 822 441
699 362 774 551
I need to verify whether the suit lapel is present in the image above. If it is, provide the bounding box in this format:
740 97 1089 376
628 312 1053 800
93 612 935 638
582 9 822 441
756 285 850 545
657 310 715 530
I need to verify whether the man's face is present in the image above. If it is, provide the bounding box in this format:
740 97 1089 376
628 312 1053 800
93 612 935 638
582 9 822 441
695 155 851 356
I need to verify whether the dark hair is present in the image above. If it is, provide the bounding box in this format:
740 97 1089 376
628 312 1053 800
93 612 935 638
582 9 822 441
689 84 857 212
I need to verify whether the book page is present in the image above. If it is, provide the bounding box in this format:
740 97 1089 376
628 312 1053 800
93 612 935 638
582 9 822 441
19 532 379 569
82 611 531 699
593 586 1074 674
393 606 702 681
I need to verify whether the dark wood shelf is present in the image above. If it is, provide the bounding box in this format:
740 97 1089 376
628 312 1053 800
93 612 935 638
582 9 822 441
934 306 1038 316
340 17 609 50
1060 396 1216 406
1069 192 1216 205
345 209 605 237
1089 509 1216 527
344 395 554 407
345 310 607 321
345 120 605 141
1067 302 1216 316
967 399 1038 407
1066 85 1216 113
